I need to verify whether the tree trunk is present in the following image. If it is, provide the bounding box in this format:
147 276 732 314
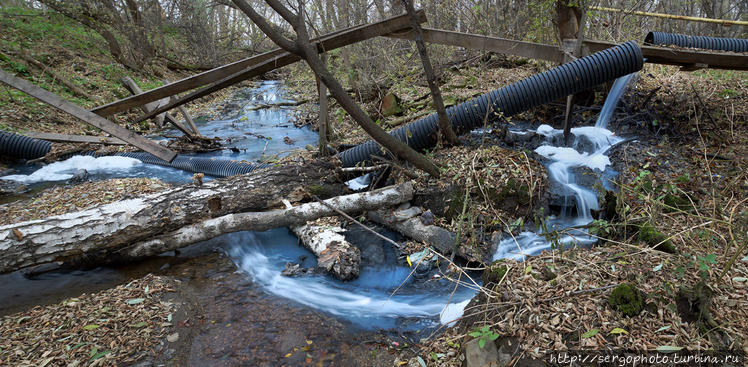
231 0 441 178
0 161 344 274
401 0 458 146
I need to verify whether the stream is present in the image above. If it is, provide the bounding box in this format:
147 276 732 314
0 74 637 361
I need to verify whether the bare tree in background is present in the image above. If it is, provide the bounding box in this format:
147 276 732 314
231 0 441 177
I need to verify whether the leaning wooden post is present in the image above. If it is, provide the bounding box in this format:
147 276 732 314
0 69 176 162
317 53 329 155
561 7 586 143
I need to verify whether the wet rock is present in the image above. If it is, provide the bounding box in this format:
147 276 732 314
283 136 295 145
379 92 402 117
463 338 499 367
281 262 317 277
68 169 89 184
420 209 434 225
0 179 27 197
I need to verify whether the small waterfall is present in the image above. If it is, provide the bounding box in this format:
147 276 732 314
596 72 638 129
493 72 637 261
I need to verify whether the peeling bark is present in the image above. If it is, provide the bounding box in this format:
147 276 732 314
0 161 343 274
290 223 360 280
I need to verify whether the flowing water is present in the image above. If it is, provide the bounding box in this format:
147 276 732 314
1 74 637 337
1 81 476 332
492 72 637 261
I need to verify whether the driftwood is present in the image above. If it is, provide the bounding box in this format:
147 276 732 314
0 161 344 274
0 69 177 162
290 223 360 280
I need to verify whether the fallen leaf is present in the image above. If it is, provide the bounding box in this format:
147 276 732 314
12 228 23 240
732 277 747 283
656 345 682 353
610 328 628 335
126 298 145 305
167 333 179 343
131 322 147 328
416 356 427 367
653 263 663 272
655 325 672 332
581 329 599 338
82 324 100 330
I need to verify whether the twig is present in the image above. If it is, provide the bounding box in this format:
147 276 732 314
309 194 401 249
339 164 389 173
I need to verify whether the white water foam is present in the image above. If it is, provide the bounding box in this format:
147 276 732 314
492 73 638 262
2 155 142 184
227 231 475 329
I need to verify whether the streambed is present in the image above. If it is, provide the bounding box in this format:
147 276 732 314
0 73 637 363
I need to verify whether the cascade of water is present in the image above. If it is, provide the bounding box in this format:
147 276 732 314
493 73 637 261
596 72 638 129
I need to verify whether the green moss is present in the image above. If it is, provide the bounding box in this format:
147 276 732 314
638 222 677 254
482 261 508 285
608 283 644 317
663 193 692 212
306 184 334 198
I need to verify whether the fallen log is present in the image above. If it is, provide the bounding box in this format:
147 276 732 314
290 222 360 280
366 204 456 255
0 161 343 274
120 182 413 260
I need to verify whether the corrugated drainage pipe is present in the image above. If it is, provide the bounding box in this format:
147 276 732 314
0 130 51 159
75 151 272 177
337 41 644 167
645 32 748 53
0 131 269 177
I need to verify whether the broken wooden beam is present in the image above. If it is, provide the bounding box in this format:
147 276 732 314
585 40 748 71
92 11 426 117
25 132 129 145
120 77 194 136
0 69 177 162
386 27 565 63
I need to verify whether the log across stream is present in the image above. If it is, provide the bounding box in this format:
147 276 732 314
1 73 637 340
0 81 477 332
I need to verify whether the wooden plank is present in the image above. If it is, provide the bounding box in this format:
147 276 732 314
133 11 427 124
584 40 748 71
26 132 129 145
0 70 177 162
93 11 425 117
385 28 565 63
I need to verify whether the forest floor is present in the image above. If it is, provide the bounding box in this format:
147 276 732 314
1 6 747 365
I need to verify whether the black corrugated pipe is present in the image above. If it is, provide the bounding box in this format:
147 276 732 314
337 41 644 167
0 130 269 177
645 31 748 53
104 152 271 177
0 130 52 159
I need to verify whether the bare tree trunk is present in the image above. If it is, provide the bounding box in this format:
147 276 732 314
317 53 330 155
0 161 343 274
401 0 458 146
231 0 440 177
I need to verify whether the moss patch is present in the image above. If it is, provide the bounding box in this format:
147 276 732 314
608 283 644 317
638 222 677 254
